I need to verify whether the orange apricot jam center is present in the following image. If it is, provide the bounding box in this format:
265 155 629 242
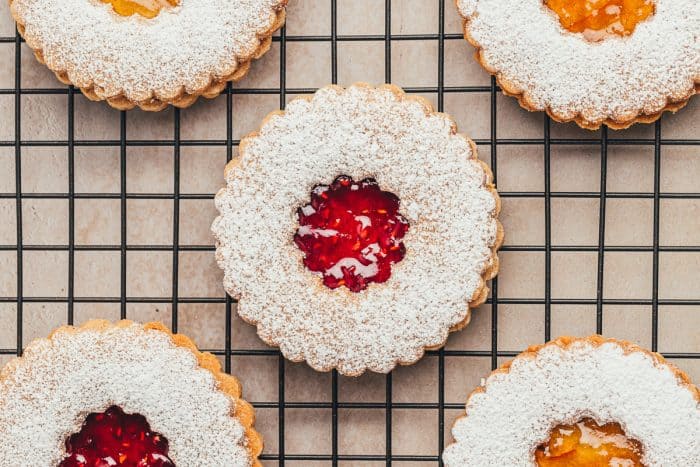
535 418 644 467
545 0 655 41
101 0 179 18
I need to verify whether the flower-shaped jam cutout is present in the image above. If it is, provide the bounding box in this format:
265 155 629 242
294 176 409 292
101 0 179 18
60 406 174 467
535 418 643 466
545 0 655 41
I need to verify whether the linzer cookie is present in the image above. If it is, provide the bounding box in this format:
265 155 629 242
443 336 700 466
212 83 503 376
9 0 287 111
455 0 699 129
0 320 262 466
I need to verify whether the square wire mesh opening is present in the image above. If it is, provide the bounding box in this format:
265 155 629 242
0 0 699 465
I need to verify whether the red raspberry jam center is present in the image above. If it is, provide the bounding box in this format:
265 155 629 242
294 175 409 292
60 406 174 467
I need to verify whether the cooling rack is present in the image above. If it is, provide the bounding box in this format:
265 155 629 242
0 0 698 465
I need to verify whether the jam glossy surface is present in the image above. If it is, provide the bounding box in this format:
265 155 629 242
101 0 179 18
60 406 175 467
294 175 409 292
545 0 655 40
535 418 644 467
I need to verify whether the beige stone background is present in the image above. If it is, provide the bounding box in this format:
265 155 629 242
0 0 699 465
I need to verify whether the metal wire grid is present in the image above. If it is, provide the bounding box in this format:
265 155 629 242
0 0 699 464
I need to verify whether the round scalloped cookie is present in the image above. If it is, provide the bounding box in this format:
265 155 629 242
0 320 262 466
443 336 700 466
455 0 699 129
212 83 503 376
9 0 287 111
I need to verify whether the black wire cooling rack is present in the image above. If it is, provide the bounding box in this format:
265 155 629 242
1 0 699 465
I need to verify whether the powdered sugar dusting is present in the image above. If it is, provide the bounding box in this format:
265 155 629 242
457 0 699 124
443 339 700 466
0 323 252 467
212 84 499 376
10 0 285 101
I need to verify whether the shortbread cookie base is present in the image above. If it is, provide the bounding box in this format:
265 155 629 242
10 5 286 111
457 335 699 410
1 319 263 466
445 335 699 465
140 321 264 466
457 1 698 130
217 83 503 375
